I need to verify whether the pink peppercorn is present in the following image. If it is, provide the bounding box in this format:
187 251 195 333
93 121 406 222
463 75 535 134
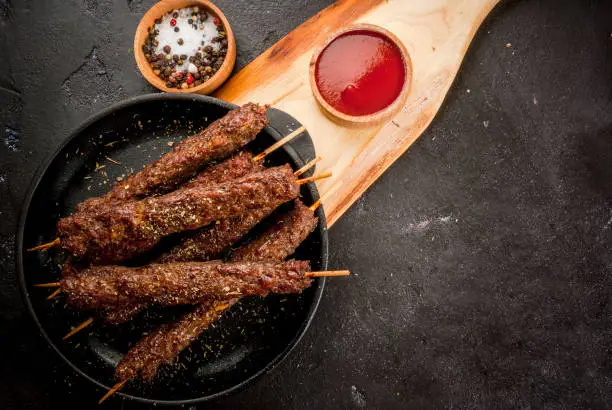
170 18 177 26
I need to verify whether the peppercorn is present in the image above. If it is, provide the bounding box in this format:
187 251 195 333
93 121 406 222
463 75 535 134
221 39 228 47
177 59 183 65
164 54 172 61
194 80 202 86
204 66 212 73
193 72 201 80
164 68 173 77
163 45 171 54
174 26 180 33
200 12 207 21
188 18 193 24
192 6 199 13
172 54 179 62
172 11 178 18
153 69 161 76
180 54 187 60
180 82 188 89
204 45 213 53
177 38 184 45
155 18 162 24
166 81 173 88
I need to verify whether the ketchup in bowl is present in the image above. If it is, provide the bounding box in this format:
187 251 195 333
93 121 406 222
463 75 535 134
314 29 406 117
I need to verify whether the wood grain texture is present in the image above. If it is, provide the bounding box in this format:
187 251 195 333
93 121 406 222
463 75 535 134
215 0 501 226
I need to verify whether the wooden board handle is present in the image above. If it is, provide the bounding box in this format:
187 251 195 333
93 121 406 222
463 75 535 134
216 0 500 226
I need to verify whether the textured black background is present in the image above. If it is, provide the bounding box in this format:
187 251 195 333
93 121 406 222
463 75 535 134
1 0 612 408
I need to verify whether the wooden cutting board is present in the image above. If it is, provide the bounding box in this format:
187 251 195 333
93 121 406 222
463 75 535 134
215 0 500 227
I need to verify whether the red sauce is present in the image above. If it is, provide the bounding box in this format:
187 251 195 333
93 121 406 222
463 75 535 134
314 30 405 117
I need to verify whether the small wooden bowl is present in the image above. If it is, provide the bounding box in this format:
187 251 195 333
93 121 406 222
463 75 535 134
309 24 412 126
134 0 236 94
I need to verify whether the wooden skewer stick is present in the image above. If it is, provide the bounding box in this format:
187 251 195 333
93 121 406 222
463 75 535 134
297 171 332 185
34 282 61 288
294 156 322 177
98 379 128 405
47 288 62 300
309 182 340 212
305 270 350 277
253 126 306 162
27 237 60 252
63 317 94 340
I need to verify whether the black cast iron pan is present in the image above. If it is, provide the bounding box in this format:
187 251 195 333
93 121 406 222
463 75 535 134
17 94 328 405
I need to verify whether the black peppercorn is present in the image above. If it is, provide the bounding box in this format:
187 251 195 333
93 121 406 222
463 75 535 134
172 54 179 62
180 54 187 60
155 18 162 24
188 18 193 24
177 38 184 45
174 26 179 33
163 45 171 54
172 11 178 18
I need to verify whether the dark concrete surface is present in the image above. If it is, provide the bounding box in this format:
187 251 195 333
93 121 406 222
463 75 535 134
1 0 611 408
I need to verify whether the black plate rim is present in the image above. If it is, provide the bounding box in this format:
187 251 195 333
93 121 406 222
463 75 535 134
16 93 328 405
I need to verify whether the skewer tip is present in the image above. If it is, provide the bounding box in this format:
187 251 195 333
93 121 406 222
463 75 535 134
98 379 128 404
309 199 321 212
47 288 62 300
33 282 61 288
253 125 306 162
27 237 60 252
305 270 350 278
294 155 323 177
297 171 332 185
63 317 95 340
